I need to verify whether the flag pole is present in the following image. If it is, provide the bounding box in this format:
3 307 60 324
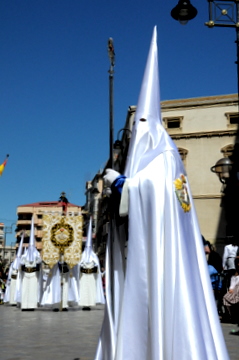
108 37 115 318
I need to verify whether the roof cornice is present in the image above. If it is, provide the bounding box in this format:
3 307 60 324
170 129 238 140
161 94 238 111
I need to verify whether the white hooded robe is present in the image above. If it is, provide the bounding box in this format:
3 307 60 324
95 26 229 360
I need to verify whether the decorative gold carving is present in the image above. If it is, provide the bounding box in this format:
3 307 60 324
42 213 83 269
51 217 74 252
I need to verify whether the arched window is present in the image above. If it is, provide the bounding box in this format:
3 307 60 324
178 147 188 167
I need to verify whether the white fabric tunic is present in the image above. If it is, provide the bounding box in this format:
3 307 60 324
79 261 98 306
9 269 18 305
20 256 42 310
4 264 12 303
222 244 238 270
78 217 105 307
41 262 79 309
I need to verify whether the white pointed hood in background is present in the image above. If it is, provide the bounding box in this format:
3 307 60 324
25 216 40 262
125 26 176 179
81 217 98 264
12 231 24 270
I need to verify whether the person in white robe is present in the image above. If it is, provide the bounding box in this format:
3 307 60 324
41 257 79 311
42 266 50 291
8 232 25 305
95 26 229 360
20 217 42 310
3 264 12 304
78 217 105 310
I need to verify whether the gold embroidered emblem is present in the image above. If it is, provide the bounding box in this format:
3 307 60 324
174 174 191 212
42 213 83 269
51 218 74 251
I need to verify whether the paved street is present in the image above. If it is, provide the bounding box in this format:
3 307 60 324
0 304 104 360
0 304 238 360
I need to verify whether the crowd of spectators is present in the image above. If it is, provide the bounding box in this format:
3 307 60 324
203 235 239 335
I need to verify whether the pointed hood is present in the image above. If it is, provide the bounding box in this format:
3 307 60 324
12 232 24 270
124 27 176 178
81 217 98 264
85 216 93 249
25 216 40 262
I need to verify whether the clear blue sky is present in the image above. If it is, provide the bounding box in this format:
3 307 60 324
0 0 237 244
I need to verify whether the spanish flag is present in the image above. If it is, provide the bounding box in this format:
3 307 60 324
0 154 9 176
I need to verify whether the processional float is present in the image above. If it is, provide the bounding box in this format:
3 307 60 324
41 193 83 310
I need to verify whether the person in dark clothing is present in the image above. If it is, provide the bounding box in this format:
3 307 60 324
202 237 224 318
207 242 223 274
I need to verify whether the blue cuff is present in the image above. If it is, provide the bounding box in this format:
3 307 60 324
111 175 126 194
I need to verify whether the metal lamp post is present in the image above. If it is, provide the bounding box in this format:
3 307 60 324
171 1 239 96
108 38 115 169
171 1 239 240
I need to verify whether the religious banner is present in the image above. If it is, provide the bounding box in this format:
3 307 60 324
41 212 83 269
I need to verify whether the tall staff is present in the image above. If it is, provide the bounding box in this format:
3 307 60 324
108 38 115 318
108 38 115 169
58 191 69 311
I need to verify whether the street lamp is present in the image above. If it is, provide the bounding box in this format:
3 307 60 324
171 0 198 25
171 1 239 95
210 157 233 183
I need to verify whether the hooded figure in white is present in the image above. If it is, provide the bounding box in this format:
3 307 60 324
4 232 24 304
95 27 229 360
9 232 24 305
20 216 42 310
78 217 105 308
41 256 79 311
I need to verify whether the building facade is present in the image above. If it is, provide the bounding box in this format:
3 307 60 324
0 223 17 268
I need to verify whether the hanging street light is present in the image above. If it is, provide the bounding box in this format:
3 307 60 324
171 0 198 25
210 157 233 184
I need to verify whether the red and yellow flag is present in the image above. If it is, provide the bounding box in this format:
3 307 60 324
0 154 9 176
